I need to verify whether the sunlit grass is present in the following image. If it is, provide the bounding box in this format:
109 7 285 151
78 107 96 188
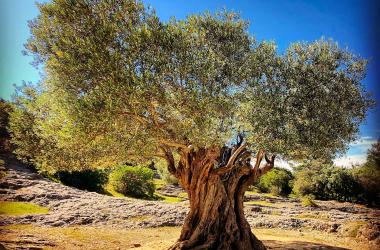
244 200 275 207
245 190 277 198
104 184 126 198
0 201 49 216
270 210 282 216
0 170 6 179
153 179 166 189
301 196 319 207
154 193 182 203
340 221 368 237
295 213 330 221
128 215 151 222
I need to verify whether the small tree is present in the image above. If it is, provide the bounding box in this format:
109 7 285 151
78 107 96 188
255 167 293 196
293 162 362 202
0 99 12 153
354 139 380 205
10 0 374 249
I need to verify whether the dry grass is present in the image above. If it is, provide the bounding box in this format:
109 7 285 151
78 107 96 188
0 224 374 250
340 221 369 238
244 200 279 207
0 224 180 250
254 228 373 250
295 212 331 221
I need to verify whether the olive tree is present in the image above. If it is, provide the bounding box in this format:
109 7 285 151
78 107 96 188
11 0 373 249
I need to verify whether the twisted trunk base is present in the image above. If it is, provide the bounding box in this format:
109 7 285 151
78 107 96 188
167 149 269 250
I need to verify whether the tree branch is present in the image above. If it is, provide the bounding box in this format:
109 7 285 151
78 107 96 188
160 146 177 176
149 101 162 128
257 153 276 178
213 143 247 175
160 139 189 151
253 150 264 173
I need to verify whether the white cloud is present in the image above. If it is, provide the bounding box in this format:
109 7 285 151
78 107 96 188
334 154 366 167
349 136 376 147
333 136 376 167
275 158 293 170
249 136 376 170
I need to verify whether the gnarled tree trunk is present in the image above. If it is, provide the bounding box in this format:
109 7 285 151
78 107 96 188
161 138 275 250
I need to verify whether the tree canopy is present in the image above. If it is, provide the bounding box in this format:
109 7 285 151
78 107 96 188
10 0 373 172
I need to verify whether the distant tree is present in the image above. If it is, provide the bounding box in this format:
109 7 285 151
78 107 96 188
325 167 361 202
0 99 12 153
292 160 329 197
293 163 361 202
354 139 380 205
366 139 380 168
255 167 293 196
9 0 374 249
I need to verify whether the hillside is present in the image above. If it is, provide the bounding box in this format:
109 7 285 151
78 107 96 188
0 155 379 250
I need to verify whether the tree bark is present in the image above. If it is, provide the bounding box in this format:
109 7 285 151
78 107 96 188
163 142 275 250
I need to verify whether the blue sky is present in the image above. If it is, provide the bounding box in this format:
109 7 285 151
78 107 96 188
0 0 379 166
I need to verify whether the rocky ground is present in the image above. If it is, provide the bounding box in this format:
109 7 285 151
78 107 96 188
0 155 379 249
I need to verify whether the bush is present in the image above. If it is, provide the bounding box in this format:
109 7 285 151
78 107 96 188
301 195 318 207
109 165 155 198
54 169 108 192
254 167 293 196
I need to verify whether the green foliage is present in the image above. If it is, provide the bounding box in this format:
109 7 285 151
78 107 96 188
0 201 49 216
353 139 380 205
293 145 380 206
293 163 361 202
254 167 293 196
301 195 318 207
109 165 155 198
8 83 55 169
0 99 12 153
8 0 373 173
53 169 108 192
155 158 178 185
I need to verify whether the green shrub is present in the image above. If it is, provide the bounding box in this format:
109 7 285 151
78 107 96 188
0 159 6 179
54 169 108 192
254 167 293 196
109 165 155 198
301 195 318 207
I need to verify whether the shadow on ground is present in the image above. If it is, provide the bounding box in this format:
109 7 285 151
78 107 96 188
264 240 348 250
